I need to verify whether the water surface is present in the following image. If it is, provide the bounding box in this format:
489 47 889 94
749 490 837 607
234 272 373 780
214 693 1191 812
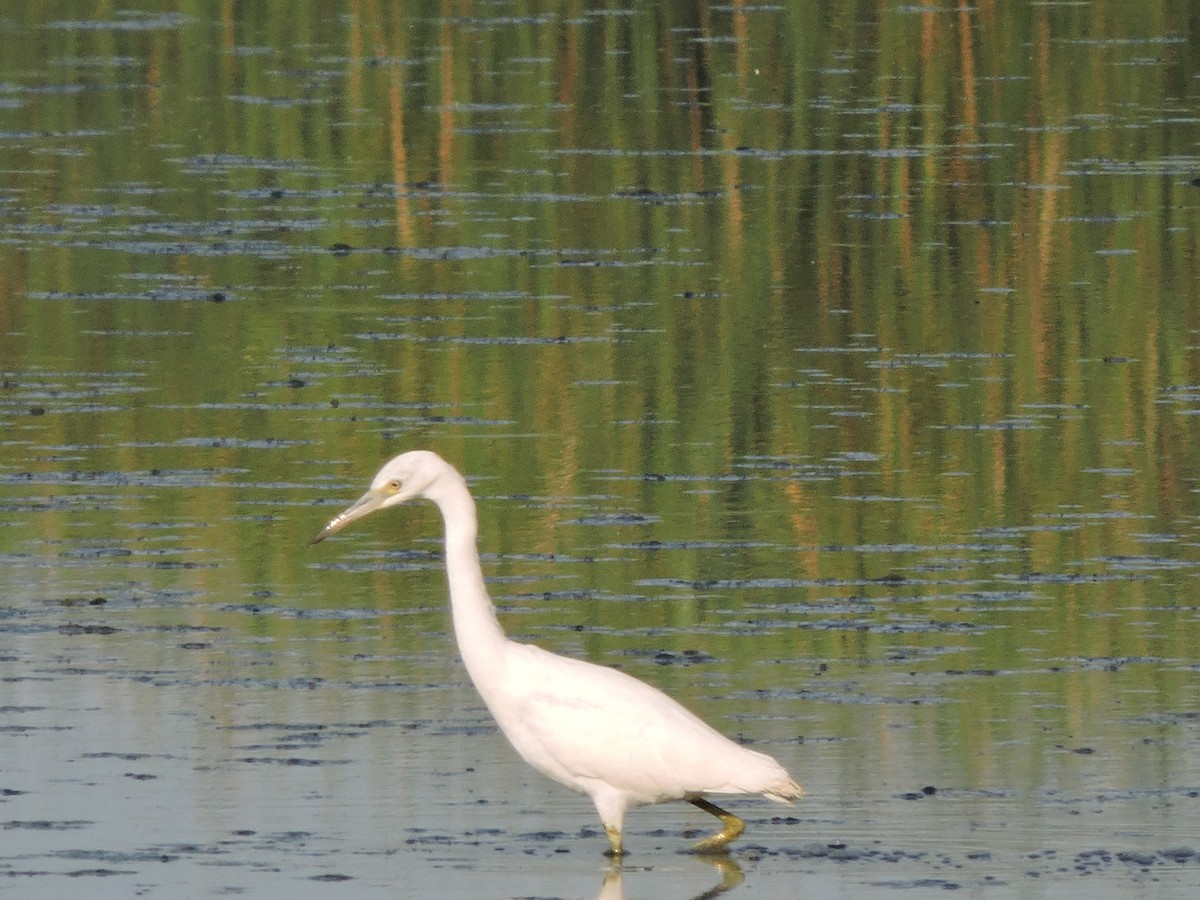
2 2 1200 897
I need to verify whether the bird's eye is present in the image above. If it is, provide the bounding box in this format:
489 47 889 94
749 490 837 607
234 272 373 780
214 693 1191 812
386 479 402 493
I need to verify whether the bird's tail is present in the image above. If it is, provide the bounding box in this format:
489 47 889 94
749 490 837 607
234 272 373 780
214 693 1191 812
764 776 804 803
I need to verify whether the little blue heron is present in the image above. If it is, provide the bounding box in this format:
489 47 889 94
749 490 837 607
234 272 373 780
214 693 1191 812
311 450 802 855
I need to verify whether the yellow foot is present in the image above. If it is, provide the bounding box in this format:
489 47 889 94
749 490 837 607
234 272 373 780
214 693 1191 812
686 796 745 854
603 824 625 858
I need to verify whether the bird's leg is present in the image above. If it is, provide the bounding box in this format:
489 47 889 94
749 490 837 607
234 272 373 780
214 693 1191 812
603 824 625 858
686 796 745 854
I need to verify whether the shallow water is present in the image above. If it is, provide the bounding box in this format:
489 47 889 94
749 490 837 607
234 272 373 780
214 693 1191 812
3 2 1200 897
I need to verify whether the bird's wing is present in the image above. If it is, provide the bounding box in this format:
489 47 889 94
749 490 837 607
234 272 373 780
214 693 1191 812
489 642 779 802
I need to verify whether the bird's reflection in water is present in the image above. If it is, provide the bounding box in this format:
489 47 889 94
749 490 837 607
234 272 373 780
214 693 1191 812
597 854 745 900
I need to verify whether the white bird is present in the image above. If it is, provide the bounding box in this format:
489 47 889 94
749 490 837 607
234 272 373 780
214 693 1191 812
311 450 803 855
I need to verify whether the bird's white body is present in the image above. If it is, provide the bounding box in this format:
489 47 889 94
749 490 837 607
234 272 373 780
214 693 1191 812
312 450 802 853
479 639 799 824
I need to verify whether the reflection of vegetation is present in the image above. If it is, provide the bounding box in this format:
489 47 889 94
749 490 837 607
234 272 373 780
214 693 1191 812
0 2 1197 807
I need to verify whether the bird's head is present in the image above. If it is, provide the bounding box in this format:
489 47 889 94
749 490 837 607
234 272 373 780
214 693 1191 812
310 450 452 544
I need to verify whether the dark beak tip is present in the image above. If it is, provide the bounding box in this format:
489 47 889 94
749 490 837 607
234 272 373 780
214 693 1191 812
309 523 335 545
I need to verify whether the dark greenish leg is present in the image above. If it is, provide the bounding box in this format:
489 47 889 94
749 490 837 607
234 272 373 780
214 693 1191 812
686 796 745 853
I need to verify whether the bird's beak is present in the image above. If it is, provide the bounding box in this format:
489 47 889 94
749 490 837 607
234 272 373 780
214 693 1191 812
310 489 387 544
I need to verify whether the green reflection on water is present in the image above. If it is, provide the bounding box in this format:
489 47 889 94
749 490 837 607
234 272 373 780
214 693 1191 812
1 1 1198 879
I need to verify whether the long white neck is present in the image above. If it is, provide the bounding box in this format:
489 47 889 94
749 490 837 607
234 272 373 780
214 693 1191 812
428 470 509 689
